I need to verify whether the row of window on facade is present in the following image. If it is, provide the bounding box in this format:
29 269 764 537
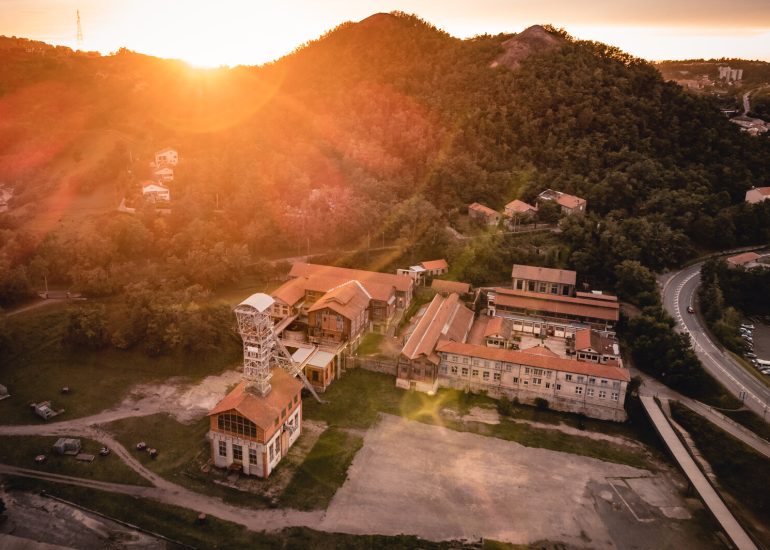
514 280 571 295
439 364 620 399
217 439 281 462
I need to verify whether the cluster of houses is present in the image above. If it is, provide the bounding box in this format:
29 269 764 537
207 258 629 477
468 188 587 226
141 147 178 203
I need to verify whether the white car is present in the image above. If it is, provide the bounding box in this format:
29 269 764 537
741 324 755 330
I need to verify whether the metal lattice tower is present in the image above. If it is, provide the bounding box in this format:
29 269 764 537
234 293 322 402
234 295 278 396
76 10 83 48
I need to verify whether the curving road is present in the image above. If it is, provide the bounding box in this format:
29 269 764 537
661 264 770 421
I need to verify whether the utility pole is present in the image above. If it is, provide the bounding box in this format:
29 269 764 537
76 10 83 49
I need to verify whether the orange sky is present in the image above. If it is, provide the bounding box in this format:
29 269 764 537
1 1 769 66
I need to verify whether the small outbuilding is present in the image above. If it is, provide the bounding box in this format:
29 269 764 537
53 438 82 456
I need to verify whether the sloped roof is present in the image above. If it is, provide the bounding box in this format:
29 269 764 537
505 199 537 213
519 344 559 358
237 293 275 313
574 328 619 356
289 263 412 293
436 341 630 381
468 202 500 217
511 264 576 286
272 277 308 307
431 279 471 295
491 288 619 322
555 193 586 209
575 291 617 302
156 147 177 154
307 280 370 320
420 259 448 271
401 293 474 364
142 182 169 192
208 369 302 429
484 316 512 339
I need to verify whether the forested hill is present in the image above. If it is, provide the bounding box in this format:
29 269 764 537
1 12 769 305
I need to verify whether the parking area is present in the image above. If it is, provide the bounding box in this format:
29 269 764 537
749 322 770 362
320 414 721 548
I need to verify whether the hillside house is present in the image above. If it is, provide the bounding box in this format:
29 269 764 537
420 259 449 277
537 189 586 215
745 187 770 204
153 167 174 182
504 199 538 218
307 280 371 349
726 251 762 268
155 147 179 167
142 182 170 202
397 293 474 393
512 264 576 296
396 265 426 286
468 202 501 226
208 369 302 478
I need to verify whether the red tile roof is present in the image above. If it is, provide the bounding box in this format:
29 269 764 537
420 259 448 271
307 280 370 320
574 291 618 302
511 265 577 286
436 341 630 381
504 199 537 214
556 193 586 210
519 344 559 358
208 369 302 431
484 316 512 339
491 288 619 323
431 279 471 295
468 202 500 218
272 277 308 307
401 293 473 364
289 263 412 293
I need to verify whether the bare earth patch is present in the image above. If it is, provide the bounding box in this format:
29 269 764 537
319 414 719 548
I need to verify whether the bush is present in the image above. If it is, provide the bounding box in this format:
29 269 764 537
534 397 549 410
497 395 513 417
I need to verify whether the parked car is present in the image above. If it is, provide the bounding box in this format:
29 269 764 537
687 306 694 314
741 324 755 330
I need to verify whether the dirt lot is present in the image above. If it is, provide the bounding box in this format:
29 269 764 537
320 414 722 548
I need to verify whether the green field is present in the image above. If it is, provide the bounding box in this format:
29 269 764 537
0 305 240 425
0 435 150 486
280 428 363 510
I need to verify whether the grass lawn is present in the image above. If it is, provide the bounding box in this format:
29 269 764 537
280 428 363 510
0 306 240 425
305 369 653 469
721 408 770 442
671 401 770 548
0 435 150 486
356 333 385 356
4 476 505 549
105 413 272 509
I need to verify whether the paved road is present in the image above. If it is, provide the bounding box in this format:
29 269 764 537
640 396 758 550
661 264 770 421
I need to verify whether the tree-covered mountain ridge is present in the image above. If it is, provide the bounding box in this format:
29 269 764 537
0 11 769 303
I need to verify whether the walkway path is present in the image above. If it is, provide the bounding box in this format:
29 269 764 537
640 396 758 550
636 370 770 459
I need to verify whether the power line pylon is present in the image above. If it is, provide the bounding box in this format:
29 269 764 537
76 10 83 48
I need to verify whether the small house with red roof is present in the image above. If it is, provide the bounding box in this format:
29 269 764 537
208 368 302 478
537 189 586 215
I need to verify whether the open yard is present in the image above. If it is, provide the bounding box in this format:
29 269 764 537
0 305 240 425
304 369 657 469
0 435 149 486
319 414 722 548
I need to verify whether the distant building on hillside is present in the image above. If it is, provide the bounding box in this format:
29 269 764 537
468 202 501 226
397 259 449 285
155 147 179 167
745 187 770 204
504 199 537 218
153 167 174 183
142 182 170 202
718 66 743 82
537 189 586 215
511 264 576 296
726 252 763 269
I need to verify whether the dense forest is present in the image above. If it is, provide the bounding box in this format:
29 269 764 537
1 14 769 365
